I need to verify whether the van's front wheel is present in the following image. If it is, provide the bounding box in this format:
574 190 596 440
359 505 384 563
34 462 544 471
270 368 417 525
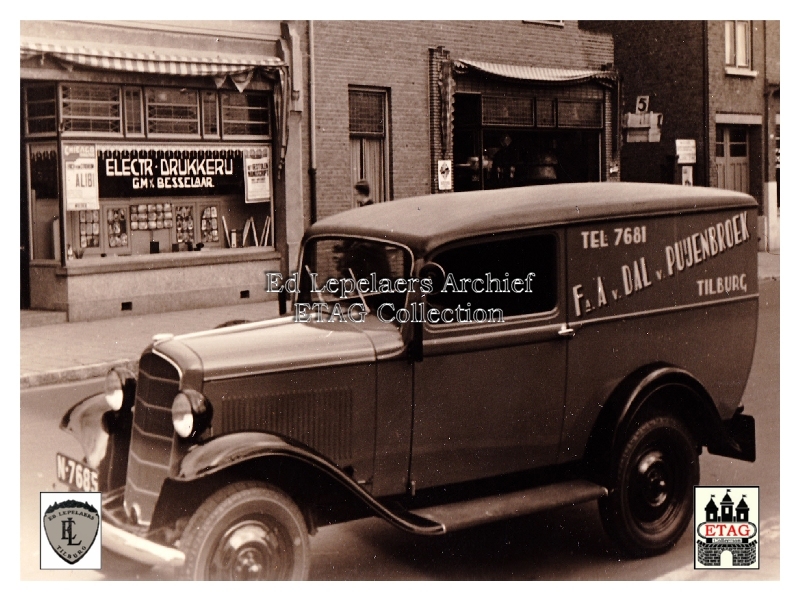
599 414 699 557
178 481 310 580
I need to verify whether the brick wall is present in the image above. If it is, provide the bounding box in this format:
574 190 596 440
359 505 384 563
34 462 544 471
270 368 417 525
310 21 614 220
583 21 708 186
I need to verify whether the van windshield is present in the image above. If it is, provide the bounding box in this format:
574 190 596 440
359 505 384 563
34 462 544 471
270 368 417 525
298 237 413 316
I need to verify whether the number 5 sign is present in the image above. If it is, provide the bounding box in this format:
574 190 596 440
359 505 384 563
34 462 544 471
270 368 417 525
635 96 650 114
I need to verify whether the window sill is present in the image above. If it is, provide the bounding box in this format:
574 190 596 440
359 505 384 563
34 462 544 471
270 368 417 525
55 246 280 276
725 67 759 78
522 20 565 28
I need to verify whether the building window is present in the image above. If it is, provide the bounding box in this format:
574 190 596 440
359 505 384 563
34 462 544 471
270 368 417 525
146 88 200 136
221 91 271 137
124 88 144 136
349 88 388 205
61 84 122 134
202 91 219 137
24 84 57 135
725 21 751 69
22 83 273 142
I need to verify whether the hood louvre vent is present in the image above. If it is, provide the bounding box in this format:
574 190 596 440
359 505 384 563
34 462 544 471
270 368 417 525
218 388 353 462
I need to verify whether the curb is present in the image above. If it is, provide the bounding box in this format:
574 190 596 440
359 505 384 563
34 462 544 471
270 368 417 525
20 358 138 390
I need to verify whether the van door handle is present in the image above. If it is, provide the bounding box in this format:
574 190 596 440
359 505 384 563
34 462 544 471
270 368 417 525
558 325 575 338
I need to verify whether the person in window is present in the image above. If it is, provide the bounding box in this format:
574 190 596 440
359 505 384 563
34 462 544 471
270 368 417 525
355 180 373 207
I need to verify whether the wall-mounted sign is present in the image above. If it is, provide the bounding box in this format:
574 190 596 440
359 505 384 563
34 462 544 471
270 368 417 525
681 165 694 186
635 96 650 114
675 139 697 164
64 144 99 211
95 146 271 198
245 148 272 203
624 112 663 143
438 160 452 191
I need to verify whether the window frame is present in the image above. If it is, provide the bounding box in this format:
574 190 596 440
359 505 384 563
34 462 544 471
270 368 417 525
424 229 561 329
145 87 202 139
348 86 391 205
22 82 274 142
23 83 58 137
725 20 755 75
220 90 272 140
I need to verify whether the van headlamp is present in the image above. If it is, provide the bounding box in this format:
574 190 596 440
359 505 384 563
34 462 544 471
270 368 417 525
104 367 135 411
171 389 211 439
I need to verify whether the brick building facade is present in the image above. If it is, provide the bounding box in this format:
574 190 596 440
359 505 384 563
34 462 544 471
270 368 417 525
305 21 618 225
582 20 780 251
20 21 620 318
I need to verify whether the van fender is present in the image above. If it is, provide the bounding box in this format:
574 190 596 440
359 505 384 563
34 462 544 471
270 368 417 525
585 363 754 482
174 431 444 535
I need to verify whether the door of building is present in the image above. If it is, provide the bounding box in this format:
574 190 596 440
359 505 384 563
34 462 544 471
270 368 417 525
715 126 750 193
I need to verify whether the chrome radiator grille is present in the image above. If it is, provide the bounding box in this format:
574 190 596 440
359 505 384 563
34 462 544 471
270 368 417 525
124 352 179 526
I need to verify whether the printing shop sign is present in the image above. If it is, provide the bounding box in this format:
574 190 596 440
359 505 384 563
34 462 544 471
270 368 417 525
95 145 262 198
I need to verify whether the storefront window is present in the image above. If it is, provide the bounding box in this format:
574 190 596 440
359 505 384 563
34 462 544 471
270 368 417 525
23 82 273 142
146 88 200 136
61 84 122 133
22 80 276 262
24 84 57 135
453 92 604 191
203 91 219 137
221 92 270 137
124 88 144 136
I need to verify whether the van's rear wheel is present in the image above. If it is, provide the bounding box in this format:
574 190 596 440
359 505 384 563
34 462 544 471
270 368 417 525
599 414 699 557
179 482 310 580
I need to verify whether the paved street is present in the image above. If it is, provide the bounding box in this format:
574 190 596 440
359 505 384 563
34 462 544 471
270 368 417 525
20 278 780 581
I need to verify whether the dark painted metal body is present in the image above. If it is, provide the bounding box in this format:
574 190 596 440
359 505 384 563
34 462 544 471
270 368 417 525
59 182 759 567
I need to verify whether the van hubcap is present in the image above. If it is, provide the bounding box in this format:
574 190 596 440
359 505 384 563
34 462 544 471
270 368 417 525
210 519 293 580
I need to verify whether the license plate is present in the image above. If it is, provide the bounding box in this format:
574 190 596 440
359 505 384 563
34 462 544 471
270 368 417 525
56 453 99 492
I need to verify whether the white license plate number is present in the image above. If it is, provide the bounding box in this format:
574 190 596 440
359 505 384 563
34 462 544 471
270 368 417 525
56 453 99 492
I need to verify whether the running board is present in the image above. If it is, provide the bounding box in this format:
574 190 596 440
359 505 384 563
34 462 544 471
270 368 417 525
408 479 608 534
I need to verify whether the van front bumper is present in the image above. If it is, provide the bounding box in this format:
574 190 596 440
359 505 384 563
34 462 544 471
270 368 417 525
102 489 185 568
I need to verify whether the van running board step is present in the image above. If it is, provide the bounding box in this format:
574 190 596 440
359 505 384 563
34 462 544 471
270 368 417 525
409 479 608 534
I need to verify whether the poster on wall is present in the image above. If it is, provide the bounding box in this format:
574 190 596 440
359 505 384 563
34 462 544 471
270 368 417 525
245 149 271 203
63 144 99 211
438 159 452 191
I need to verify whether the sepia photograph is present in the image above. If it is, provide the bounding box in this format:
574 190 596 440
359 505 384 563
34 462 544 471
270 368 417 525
17 15 783 584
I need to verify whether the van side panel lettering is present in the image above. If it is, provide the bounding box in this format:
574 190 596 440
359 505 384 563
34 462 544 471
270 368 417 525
567 209 758 322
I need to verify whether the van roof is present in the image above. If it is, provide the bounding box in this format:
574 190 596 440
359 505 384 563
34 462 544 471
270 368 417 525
306 182 757 255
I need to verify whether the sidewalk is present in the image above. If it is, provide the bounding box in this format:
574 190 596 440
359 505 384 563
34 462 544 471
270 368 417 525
20 301 280 389
19 251 780 389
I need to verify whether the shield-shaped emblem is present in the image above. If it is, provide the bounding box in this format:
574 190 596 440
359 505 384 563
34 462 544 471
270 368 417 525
42 499 100 565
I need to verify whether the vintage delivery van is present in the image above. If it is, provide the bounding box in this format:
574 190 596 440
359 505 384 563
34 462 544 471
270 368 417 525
58 182 758 579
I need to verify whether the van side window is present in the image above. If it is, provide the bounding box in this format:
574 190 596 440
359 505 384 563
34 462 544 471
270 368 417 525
429 234 557 317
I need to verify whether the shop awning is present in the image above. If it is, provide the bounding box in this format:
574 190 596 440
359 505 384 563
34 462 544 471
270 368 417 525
21 37 290 170
454 59 616 84
20 38 283 79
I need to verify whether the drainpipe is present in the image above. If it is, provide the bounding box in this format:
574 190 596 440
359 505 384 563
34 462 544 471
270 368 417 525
762 21 779 251
702 21 710 187
308 20 318 224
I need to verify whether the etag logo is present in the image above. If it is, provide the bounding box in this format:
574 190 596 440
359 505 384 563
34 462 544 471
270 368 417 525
694 487 759 569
